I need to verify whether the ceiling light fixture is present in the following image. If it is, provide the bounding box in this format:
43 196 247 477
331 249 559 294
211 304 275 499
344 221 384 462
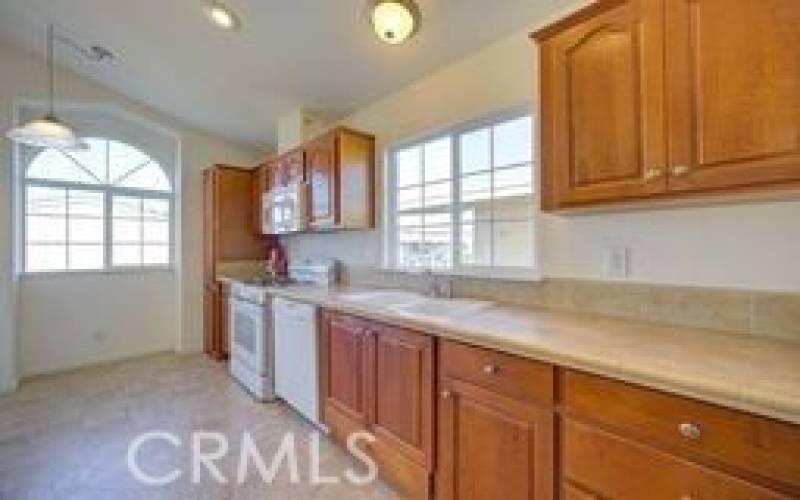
370 0 420 45
205 2 241 31
5 24 86 151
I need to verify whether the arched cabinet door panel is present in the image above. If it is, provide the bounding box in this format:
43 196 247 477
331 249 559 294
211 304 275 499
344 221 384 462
538 0 667 209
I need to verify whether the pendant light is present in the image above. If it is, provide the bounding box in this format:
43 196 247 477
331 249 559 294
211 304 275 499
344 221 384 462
370 0 420 45
5 24 86 151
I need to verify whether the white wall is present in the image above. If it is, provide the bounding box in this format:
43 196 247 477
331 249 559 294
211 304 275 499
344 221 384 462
0 40 260 384
17 273 175 376
284 26 800 292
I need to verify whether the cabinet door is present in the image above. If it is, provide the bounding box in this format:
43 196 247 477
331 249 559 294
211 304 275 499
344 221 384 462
284 149 306 185
372 325 434 498
219 285 230 358
338 131 375 229
322 312 374 437
204 284 226 361
436 378 554 500
203 285 216 357
666 0 800 192
306 133 338 228
268 161 286 189
540 0 666 209
252 164 269 234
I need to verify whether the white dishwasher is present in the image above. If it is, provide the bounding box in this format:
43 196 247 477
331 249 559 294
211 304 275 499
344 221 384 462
273 297 321 427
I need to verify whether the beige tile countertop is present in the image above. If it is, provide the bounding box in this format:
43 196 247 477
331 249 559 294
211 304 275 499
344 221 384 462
263 284 800 426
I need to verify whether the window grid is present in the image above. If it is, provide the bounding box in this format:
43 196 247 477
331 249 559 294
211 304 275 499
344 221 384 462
21 137 173 274
389 114 535 276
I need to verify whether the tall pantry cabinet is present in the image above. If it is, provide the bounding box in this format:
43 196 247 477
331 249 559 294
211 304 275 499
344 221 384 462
203 165 273 360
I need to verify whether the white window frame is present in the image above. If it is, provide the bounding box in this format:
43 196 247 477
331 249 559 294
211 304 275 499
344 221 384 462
18 140 175 275
385 110 540 280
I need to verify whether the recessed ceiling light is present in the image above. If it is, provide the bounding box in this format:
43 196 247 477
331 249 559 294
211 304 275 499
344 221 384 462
205 2 241 31
370 0 420 45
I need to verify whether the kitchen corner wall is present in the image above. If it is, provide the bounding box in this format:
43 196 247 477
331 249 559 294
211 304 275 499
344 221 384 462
282 24 800 293
0 40 260 381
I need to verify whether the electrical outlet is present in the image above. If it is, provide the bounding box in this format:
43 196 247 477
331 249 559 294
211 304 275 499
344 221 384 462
93 330 107 344
604 246 632 279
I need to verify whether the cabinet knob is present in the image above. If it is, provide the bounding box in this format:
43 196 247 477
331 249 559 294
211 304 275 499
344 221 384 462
678 422 701 440
643 168 665 181
482 364 498 375
671 165 691 177
441 390 452 399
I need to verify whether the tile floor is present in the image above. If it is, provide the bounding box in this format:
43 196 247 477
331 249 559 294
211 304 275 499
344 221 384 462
0 354 399 499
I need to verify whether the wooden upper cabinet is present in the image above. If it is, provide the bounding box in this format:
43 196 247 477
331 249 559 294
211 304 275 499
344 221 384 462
535 0 800 210
260 127 375 232
665 0 800 192
203 165 267 284
284 148 306 185
306 132 337 228
252 163 270 234
537 0 666 209
306 128 376 231
268 160 286 189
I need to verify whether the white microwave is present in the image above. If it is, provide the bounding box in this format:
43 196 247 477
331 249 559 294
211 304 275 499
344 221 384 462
262 182 309 235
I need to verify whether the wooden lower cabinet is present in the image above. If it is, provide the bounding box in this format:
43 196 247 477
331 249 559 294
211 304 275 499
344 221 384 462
436 340 555 500
203 283 229 361
436 377 554 500
372 323 435 498
322 312 373 444
321 311 434 498
319 311 799 499
562 419 792 500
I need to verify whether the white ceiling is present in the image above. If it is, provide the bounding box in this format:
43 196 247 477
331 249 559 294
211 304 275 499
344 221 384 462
0 0 572 148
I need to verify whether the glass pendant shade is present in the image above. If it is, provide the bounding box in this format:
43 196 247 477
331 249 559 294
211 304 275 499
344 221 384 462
371 0 419 45
6 114 86 151
4 24 85 151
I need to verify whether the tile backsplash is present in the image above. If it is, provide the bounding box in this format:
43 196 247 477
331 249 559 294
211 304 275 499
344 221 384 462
341 266 800 343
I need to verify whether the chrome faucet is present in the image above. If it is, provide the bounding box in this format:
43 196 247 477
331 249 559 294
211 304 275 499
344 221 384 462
423 269 453 299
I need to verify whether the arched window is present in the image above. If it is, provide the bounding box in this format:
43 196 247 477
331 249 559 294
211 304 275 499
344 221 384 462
23 137 173 272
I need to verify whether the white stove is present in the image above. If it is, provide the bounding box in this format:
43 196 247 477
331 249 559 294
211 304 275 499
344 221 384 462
228 260 338 403
228 281 274 401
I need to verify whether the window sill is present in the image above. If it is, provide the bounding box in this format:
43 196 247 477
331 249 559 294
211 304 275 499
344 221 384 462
378 266 542 283
18 266 175 279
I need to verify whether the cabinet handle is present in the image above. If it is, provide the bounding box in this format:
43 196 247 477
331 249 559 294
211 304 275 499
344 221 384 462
678 422 701 440
441 390 452 399
671 165 691 177
643 168 665 181
482 364 498 375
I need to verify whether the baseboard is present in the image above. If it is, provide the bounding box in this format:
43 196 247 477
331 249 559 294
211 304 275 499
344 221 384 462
20 349 175 382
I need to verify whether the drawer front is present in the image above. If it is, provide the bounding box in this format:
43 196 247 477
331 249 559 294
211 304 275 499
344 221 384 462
440 340 554 406
562 370 800 489
563 419 791 500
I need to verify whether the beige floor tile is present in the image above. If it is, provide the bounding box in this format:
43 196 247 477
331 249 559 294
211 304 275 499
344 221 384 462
0 354 398 500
